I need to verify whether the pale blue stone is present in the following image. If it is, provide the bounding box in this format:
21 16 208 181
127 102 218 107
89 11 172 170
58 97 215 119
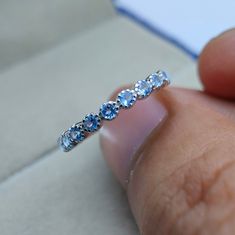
83 113 101 132
69 125 85 143
100 102 119 120
117 89 137 108
149 73 163 89
160 71 170 84
135 80 152 98
59 131 74 152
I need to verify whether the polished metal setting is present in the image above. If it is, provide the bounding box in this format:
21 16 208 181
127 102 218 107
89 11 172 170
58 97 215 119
58 70 170 152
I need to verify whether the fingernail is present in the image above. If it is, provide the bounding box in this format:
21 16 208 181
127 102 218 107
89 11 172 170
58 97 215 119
100 95 168 186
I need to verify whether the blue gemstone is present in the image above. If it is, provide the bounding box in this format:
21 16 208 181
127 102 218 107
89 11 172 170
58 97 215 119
117 89 137 108
159 71 170 85
59 131 74 152
83 113 101 132
100 101 119 120
69 125 85 143
135 80 152 98
148 73 163 89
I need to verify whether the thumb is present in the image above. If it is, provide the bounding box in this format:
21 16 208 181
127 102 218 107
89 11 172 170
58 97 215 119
100 88 235 234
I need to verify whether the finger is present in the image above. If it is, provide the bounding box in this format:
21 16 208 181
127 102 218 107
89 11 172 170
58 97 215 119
101 86 235 185
100 88 235 234
199 29 235 100
170 88 235 122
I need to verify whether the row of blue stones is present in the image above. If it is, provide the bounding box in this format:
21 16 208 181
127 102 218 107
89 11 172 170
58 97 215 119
58 70 170 152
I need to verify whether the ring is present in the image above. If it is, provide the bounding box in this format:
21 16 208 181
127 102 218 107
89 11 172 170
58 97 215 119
58 70 170 152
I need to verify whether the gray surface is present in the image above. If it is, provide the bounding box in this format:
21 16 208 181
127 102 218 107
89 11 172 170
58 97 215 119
0 11 199 235
0 0 115 71
0 135 138 235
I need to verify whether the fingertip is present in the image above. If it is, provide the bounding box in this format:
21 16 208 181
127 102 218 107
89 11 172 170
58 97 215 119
199 29 235 99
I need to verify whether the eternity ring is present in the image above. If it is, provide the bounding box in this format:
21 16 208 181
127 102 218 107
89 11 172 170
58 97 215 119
58 70 170 152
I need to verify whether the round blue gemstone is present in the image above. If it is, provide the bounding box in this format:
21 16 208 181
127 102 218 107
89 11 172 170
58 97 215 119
59 131 74 152
69 125 85 143
117 89 137 108
148 73 163 89
100 101 119 120
135 80 152 98
159 70 170 85
83 113 101 132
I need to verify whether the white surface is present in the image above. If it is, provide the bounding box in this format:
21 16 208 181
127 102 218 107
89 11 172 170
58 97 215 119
0 135 138 235
0 0 115 71
114 0 235 54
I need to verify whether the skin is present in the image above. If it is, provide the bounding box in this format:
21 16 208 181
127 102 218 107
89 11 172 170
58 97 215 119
99 29 235 235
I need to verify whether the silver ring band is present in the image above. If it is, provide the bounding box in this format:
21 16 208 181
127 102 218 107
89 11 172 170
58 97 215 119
58 70 170 152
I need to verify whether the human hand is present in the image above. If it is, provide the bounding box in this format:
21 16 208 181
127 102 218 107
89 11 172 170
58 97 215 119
100 29 235 235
